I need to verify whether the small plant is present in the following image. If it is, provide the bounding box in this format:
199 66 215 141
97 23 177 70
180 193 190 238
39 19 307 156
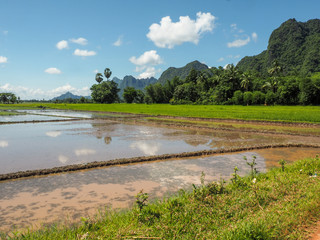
135 190 149 212
200 171 205 185
231 166 239 184
279 159 286 172
244 155 257 178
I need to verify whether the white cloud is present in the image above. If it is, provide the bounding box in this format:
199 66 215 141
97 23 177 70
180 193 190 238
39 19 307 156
130 50 163 78
230 23 237 31
70 37 88 45
56 40 68 50
147 12 216 49
138 67 160 79
0 56 8 63
227 37 250 48
113 36 123 47
0 140 8 148
3 30 8 35
130 50 163 66
73 49 96 57
217 57 225 62
93 69 99 73
252 32 258 42
45 67 62 74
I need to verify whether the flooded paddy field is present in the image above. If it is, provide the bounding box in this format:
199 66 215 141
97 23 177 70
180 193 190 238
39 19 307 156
0 114 300 175
0 109 319 233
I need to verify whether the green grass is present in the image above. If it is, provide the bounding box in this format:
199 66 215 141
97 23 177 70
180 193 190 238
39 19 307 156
1 103 320 123
4 156 320 239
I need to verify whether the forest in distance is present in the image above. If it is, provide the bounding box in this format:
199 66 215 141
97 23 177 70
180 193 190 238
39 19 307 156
88 62 320 106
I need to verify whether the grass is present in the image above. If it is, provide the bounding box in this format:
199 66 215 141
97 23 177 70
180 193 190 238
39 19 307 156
1 103 320 123
4 156 320 239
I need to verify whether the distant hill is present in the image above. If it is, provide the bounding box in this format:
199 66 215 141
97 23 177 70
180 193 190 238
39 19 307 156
157 60 209 84
237 18 320 74
51 91 90 101
112 75 157 97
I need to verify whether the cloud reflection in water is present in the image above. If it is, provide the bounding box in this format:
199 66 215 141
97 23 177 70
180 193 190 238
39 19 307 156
130 141 161 155
46 131 62 138
0 140 8 148
58 155 69 164
75 149 96 156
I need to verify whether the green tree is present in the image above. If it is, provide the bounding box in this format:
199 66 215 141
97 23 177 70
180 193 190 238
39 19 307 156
243 91 253 105
232 90 243 105
240 72 252 92
104 68 112 80
123 87 137 103
95 73 103 84
91 80 119 103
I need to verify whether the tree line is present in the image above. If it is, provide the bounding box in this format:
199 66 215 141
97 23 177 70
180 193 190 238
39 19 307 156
92 63 320 105
0 93 19 104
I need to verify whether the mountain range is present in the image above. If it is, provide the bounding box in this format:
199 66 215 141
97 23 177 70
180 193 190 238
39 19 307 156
51 92 91 101
237 18 320 74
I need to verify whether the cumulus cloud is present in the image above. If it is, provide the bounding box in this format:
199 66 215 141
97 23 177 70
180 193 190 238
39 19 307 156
73 49 96 57
147 12 216 49
0 56 8 63
70 37 88 45
130 50 163 66
227 37 250 48
252 32 258 42
56 40 68 50
113 36 123 47
45 67 62 74
129 50 163 78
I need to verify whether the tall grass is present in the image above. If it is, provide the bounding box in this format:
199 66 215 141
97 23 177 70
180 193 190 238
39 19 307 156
4 155 320 239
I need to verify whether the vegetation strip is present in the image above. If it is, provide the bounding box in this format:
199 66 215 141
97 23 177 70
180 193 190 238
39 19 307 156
1 143 319 182
6 155 320 239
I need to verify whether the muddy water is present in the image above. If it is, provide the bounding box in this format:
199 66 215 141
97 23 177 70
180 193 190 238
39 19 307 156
0 118 290 174
0 147 319 233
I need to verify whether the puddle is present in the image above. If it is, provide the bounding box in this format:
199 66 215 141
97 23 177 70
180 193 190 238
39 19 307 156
0 147 318 233
0 119 292 175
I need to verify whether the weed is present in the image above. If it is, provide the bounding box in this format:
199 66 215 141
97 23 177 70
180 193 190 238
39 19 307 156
279 159 286 172
244 155 258 178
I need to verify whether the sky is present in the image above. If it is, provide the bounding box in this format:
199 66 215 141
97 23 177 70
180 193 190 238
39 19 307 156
0 0 319 100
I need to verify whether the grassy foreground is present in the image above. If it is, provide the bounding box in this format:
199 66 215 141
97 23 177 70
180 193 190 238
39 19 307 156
1 103 320 123
5 156 320 239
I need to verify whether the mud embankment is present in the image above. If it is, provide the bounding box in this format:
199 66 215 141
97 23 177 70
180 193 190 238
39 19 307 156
1 143 319 182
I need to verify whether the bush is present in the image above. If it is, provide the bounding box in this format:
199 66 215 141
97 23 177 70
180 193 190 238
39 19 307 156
252 91 265 105
232 90 244 105
243 91 253 105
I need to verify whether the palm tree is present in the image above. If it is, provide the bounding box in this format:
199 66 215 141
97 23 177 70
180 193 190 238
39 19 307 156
240 72 252 92
95 73 103 84
104 68 112 80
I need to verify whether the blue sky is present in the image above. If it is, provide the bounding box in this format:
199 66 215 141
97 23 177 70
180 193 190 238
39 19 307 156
0 0 319 100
